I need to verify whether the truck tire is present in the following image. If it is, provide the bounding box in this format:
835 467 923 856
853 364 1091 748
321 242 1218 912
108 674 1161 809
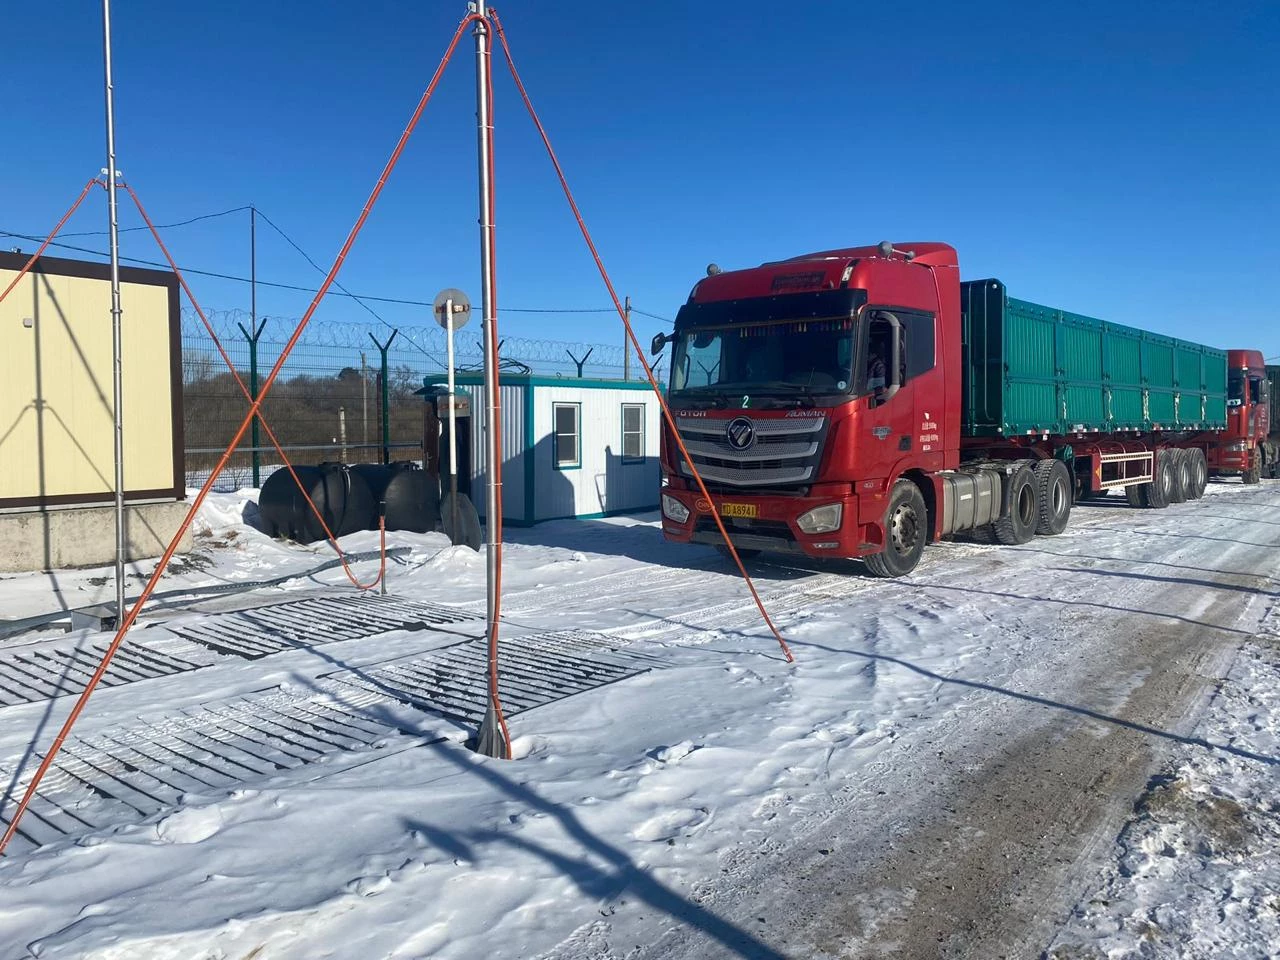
992 462 1038 545
1125 483 1146 507
1186 449 1208 499
1167 449 1190 504
864 480 928 578
1145 451 1173 509
1033 459 1072 535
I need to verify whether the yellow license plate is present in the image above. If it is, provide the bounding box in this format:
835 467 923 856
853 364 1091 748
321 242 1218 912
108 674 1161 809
719 502 758 519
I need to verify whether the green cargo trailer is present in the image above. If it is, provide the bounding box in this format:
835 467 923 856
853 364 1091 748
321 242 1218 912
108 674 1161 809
960 279 1228 437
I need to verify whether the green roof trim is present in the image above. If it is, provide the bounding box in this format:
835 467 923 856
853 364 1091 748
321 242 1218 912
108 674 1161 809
422 373 658 392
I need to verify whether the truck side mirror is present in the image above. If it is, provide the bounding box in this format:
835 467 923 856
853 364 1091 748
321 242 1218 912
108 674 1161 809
651 332 668 356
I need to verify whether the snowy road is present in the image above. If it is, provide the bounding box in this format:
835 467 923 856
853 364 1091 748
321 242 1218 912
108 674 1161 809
0 482 1276 959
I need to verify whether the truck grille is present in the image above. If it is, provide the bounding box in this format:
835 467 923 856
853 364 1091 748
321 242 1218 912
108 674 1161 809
674 415 827 488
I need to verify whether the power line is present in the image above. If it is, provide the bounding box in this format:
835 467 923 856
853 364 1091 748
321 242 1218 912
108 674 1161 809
631 306 674 325
58 205 252 237
1 226 627 315
250 207 447 365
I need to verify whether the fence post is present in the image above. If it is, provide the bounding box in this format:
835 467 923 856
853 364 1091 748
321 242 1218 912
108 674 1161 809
566 347 593 378
236 317 269 486
369 329 399 464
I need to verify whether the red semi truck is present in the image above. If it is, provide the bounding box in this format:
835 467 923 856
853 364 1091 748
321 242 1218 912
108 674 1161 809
1209 349 1272 483
652 241 1252 577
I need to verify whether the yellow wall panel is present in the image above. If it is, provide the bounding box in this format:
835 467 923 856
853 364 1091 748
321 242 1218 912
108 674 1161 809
0 253 181 507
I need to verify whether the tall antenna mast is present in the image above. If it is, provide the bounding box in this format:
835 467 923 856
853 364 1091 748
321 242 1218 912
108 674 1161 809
472 0 509 758
102 0 126 623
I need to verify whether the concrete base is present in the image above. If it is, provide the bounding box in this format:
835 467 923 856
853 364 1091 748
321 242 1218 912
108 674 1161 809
0 501 193 573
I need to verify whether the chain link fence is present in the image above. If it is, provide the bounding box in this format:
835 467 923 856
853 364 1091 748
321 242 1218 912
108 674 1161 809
182 309 643 489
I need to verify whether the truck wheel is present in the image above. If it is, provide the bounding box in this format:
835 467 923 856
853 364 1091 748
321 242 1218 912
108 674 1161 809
992 462 1038 545
1125 483 1146 507
1033 459 1072 535
1167 449 1190 504
1186 449 1208 499
864 480 927 578
1145 452 1173 509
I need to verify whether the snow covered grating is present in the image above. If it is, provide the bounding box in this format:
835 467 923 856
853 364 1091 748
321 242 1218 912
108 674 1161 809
0 689 418 857
165 593 481 659
327 629 660 724
0 638 215 707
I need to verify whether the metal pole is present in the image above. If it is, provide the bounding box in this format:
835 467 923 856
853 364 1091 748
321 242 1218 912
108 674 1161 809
473 0 507 759
250 208 261 485
624 295 631 381
339 406 347 463
102 0 126 624
248 328 261 486
361 351 369 447
380 346 391 464
446 300 460 539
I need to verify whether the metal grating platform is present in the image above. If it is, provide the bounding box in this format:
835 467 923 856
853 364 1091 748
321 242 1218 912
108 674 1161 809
165 594 481 659
326 629 660 724
0 638 216 708
0 688 420 857
0 630 661 857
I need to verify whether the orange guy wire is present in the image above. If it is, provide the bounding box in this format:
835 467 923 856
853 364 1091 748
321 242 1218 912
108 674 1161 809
0 13 478 857
490 9 794 662
0 178 103 306
123 183 383 591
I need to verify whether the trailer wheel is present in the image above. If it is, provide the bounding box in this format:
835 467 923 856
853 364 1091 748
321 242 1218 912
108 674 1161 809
1145 451 1173 509
864 480 927 578
1186 449 1208 499
1033 459 1072 535
1125 483 1146 507
1166 449 1190 504
992 462 1038 545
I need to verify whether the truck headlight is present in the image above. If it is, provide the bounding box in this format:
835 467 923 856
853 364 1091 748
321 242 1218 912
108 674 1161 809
796 503 842 534
1227 441 1249 451
662 494 690 523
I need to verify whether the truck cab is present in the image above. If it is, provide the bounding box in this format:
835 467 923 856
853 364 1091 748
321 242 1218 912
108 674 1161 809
1214 348 1270 482
656 242 960 568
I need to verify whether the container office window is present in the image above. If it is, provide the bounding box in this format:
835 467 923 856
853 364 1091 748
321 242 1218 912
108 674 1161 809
621 403 645 462
553 402 581 469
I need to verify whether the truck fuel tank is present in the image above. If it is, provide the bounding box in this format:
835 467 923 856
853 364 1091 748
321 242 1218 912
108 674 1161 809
939 468 1002 535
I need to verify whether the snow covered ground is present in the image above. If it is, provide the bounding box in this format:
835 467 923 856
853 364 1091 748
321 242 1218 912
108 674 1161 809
0 480 1276 959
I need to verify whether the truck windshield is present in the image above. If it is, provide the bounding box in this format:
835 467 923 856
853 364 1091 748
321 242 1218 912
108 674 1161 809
670 317 856 397
1228 370 1245 407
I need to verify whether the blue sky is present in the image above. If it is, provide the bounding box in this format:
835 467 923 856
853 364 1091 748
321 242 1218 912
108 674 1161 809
2 0 1277 356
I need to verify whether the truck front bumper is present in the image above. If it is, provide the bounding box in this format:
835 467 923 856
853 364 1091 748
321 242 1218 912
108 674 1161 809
659 485 878 559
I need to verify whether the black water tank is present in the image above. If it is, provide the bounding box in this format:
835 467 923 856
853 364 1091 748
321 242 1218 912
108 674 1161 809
258 463 377 544
350 462 440 533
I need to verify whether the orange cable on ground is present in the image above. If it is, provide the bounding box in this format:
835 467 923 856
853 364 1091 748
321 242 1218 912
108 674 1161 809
123 182 384 591
0 178 103 306
0 13 477 857
490 10 794 663
477 15 512 756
